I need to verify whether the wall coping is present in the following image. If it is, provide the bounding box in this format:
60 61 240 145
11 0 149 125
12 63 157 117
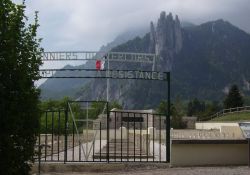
172 139 248 144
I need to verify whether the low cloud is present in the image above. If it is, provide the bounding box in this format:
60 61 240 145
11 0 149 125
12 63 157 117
12 0 249 51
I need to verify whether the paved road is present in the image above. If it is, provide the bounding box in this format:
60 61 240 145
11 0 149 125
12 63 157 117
41 166 250 175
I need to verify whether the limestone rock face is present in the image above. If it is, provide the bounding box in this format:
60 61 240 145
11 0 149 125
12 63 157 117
150 12 183 71
149 21 156 53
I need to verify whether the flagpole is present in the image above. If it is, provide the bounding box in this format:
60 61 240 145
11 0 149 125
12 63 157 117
107 54 109 102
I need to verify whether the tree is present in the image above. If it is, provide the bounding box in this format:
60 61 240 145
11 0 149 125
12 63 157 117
157 101 186 129
0 1 42 174
170 105 186 129
39 96 71 111
197 101 222 120
173 95 185 116
156 100 168 114
224 84 243 109
187 98 205 116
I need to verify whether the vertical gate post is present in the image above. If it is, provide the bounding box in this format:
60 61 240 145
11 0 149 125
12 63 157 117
107 102 110 163
166 72 170 162
248 139 250 168
64 104 69 163
38 113 41 174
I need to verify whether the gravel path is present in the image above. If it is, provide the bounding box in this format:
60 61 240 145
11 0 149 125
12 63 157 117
42 166 250 175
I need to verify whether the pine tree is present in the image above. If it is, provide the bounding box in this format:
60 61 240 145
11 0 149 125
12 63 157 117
0 0 42 174
223 84 243 109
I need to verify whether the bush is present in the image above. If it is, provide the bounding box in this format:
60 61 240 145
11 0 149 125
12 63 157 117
0 1 42 174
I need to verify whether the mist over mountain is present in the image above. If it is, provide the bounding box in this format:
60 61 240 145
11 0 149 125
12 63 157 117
39 27 148 100
40 12 250 109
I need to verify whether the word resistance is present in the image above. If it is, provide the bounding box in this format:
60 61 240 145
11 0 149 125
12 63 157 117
97 70 167 81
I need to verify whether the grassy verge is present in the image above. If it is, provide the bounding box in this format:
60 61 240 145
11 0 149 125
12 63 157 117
211 112 250 121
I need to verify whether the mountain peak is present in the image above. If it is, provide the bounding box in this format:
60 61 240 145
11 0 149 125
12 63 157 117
158 12 175 25
201 19 231 28
166 12 173 21
159 11 166 20
197 18 249 36
150 11 183 71
214 19 225 23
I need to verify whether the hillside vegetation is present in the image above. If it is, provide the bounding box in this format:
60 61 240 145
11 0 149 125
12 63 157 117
211 112 250 121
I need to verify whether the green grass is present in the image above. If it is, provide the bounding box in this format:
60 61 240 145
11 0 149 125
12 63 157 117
211 112 250 121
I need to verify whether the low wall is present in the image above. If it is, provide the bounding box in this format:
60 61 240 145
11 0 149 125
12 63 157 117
195 122 238 130
171 140 248 166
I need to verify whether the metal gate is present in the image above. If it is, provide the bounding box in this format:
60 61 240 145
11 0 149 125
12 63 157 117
38 109 68 162
37 101 169 163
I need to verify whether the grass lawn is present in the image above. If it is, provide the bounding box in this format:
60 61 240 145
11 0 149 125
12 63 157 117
211 112 250 121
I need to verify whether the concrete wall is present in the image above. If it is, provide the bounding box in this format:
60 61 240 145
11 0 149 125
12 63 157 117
80 128 166 140
195 122 238 130
220 126 244 139
171 143 248 166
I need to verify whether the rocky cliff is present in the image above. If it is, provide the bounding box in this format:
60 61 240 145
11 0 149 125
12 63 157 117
150 12 183 71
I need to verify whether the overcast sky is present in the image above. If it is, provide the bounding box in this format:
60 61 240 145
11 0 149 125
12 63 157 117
13 0 250 52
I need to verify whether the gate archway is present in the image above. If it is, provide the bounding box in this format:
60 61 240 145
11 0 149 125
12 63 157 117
37 51 170 163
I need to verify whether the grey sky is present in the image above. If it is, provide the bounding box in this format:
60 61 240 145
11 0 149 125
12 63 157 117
13 0 250 52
